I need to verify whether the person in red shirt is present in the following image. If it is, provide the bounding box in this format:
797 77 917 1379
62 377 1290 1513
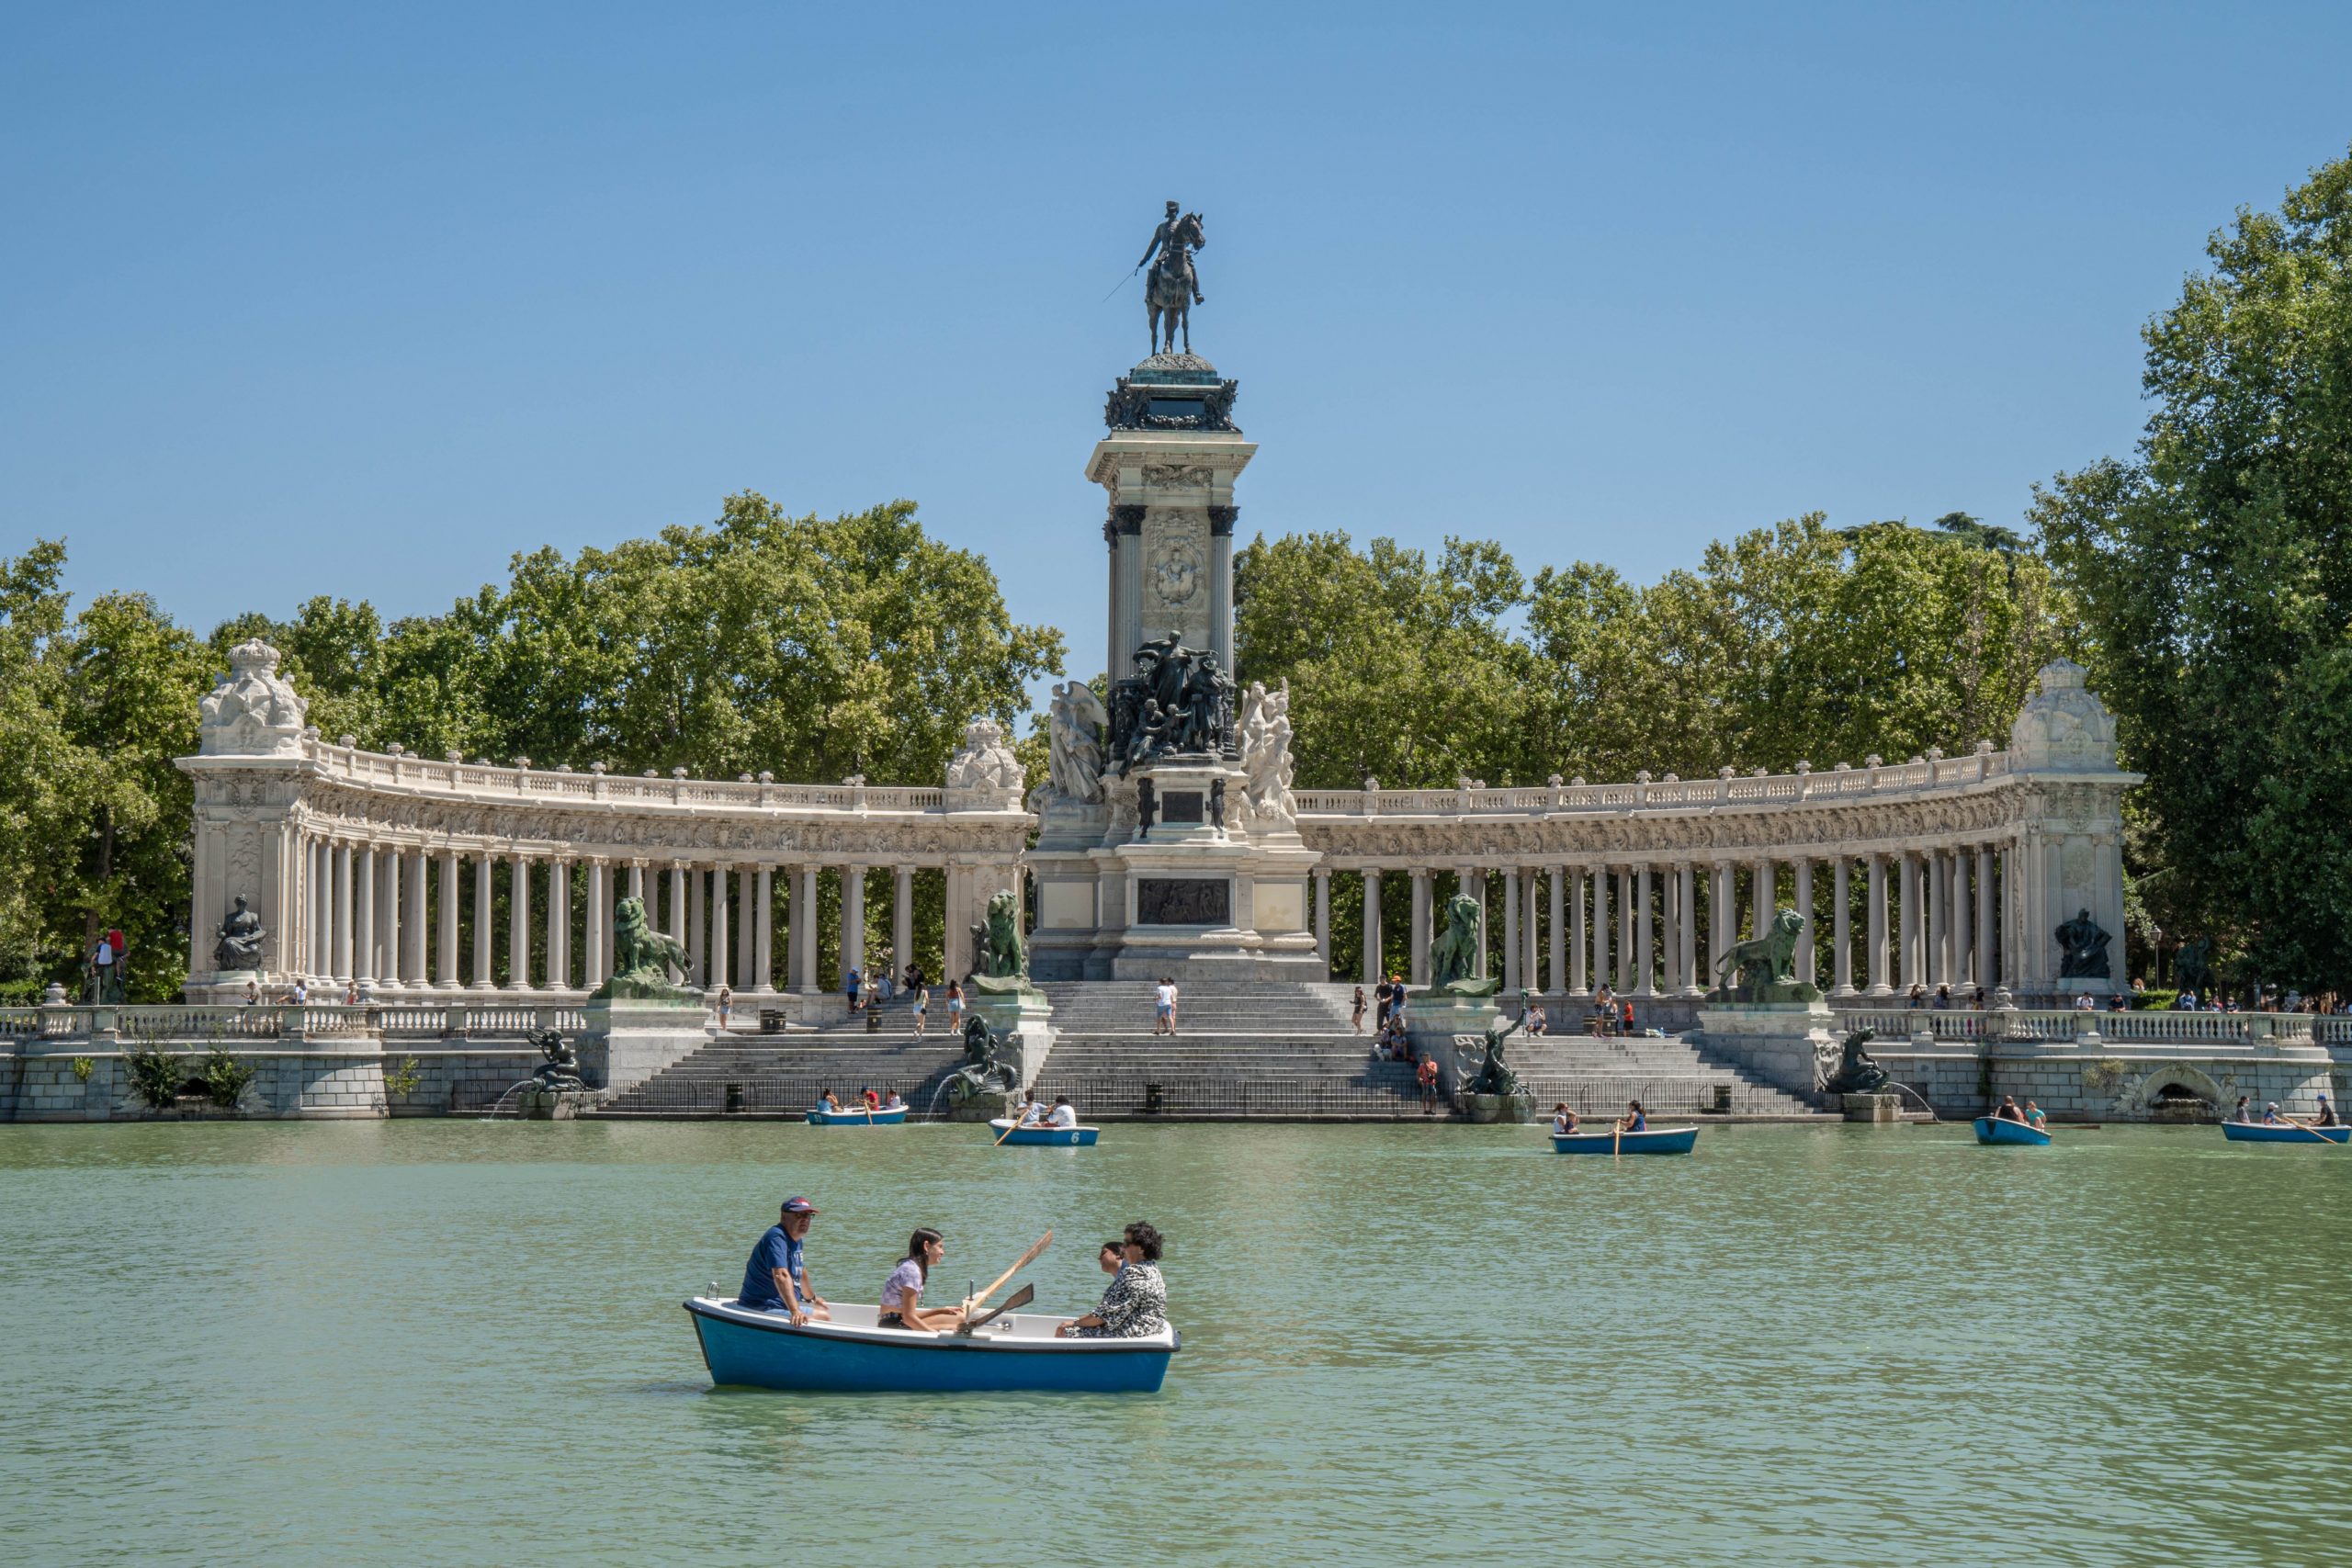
1417 1053 1442 1116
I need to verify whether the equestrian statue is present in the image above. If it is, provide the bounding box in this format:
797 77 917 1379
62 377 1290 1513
1137 200 1207 356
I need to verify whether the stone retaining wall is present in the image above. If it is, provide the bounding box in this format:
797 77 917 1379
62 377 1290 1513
2 1042 542 1121
1866 1043 2342 1122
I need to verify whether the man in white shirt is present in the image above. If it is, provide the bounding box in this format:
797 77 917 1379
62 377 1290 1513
1154 977 1178 1036
1045 1097 1080 1129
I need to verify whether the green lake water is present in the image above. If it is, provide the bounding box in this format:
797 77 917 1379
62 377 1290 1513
3 1119 2347 1567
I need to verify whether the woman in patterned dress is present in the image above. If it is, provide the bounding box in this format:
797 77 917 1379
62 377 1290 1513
1057 1223 1167 1338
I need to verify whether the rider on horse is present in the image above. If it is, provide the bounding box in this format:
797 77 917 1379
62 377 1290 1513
1138 199 1204 305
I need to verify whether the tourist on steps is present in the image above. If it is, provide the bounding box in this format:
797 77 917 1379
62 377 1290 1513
877 1228 964 1332
911 985 929 1038
1154 976 1178 1035
1057 1223 1167 1338
1351 986 1366 1034
740 1196 830 1325
845 964 863 1012
1418 1053 1441 1114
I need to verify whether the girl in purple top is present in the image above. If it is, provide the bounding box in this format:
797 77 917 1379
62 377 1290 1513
877 1228 963 1332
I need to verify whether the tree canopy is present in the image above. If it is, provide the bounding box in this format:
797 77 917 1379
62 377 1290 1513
2035 146 2352 987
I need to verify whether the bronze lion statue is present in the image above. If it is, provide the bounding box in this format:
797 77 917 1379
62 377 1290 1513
1713 908 1807 995
1428 892 1486 990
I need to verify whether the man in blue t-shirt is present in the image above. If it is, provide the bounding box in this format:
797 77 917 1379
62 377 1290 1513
739 1196 830 1323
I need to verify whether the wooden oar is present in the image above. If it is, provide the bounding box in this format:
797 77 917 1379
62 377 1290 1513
957 1282 1035 1335
963 1229 1051 1312
2278 1115 2339 1144
993 1110 1029 1146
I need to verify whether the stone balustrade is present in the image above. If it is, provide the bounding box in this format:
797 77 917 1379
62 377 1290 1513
1832 1006 2348 1048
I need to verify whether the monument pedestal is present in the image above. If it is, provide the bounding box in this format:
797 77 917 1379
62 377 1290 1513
967 984 1056 1091
577 997 708 1094
1693 999 1837 1100
1463 1091 1533 1124
1403 991 1503 1092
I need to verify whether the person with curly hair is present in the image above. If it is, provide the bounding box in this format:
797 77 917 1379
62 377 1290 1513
1057 1223 1167 1338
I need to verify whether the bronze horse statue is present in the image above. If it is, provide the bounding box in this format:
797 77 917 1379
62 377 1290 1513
1147 210 1206 356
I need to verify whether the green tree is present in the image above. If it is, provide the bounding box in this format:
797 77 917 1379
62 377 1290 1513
2036 147 2352 986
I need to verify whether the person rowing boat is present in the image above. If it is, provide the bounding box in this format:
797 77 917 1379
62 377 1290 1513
2274 1091 2340 1132
1617 1100 1647 1134
877 1228 966 1332
1991 1095 2029 1124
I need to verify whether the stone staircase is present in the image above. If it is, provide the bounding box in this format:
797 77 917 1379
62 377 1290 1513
594 981 1820 1120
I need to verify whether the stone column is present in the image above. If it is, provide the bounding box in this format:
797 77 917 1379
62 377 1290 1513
668 863 688 955
1548 868 1566 998
1792 856 1815 985
1948 850 1971 989
1926 852 1946 987
1677 863 1700 997
1999 843 2018 987
1524 870 1543 993
332 841 355 983
1751 858 1772 940
754 865 776 993
1657 868 1679 994
738 863 757 987
354 846 377 985
1709 862 1733 978
376 849 397 986
1569 868 1589 997
435 851 459 989
1589 866 1610 992
1633 863 1655 997
312 840 333 981
840 865 865 987
628 862 645 903
1362 868 1383 984
1896 852 1919 991
710 867 730 991
1501 867 1521 992
892 866 914 985
401 850 428 986
1866 853 1890 995
1314 869 1331 974
470 852 493 988
795 866 820 993
605 864 621 978
507 853 531 989
1975 844 1997 991
548 859 571 992
1617 867 1634 993
1831 857 1854 996
1466 868 1488 979
1408 870 1431 986
583 861 607 991
686 865 706 986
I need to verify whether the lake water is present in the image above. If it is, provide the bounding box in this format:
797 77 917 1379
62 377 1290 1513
3 1119 2346 1566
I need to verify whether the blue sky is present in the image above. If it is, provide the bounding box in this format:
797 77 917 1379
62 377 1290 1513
6 2 2347 692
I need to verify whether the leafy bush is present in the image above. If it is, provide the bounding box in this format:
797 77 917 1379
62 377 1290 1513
200 1048 256 1109
124 1045 181 1108
69 1055 94 1082
385 1055 422 1098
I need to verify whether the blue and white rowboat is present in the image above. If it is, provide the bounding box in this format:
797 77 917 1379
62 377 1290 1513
989 1119 1099 1147
805 1106 908 1125
1973 1116 2052 1145
684 1297 1177 1393
1550 1125 1700 1155
2222 1121 2350 1145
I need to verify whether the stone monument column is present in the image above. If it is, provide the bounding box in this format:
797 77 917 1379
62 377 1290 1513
1975 844 1997 987
355 847 377 987
506 852 531 990
1830 857 1854 996
1569 867 1589 996
840 865 865 987
471 851 494 988
892 866 914 983
1409 870 1432 986
1792 856 1814 985
1633 864 1655 997
795 866 820 994
1501 868 1521 992
1089 353 1253 679
1362 868 1383 983
1866 853 1891 995
753 865 775 993
334 841 355 984
435 851 460 989
1676 863 1700 997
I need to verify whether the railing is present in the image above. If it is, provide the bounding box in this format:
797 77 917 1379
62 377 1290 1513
304 739 959 815
1296 749 2014 819
1834 1006 2328 1047
0 1000 597 1046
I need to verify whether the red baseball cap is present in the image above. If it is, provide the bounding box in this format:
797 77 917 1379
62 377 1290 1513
781 1196 818 1214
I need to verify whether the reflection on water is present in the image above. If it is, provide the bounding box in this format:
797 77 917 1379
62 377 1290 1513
3 1119 2348 1566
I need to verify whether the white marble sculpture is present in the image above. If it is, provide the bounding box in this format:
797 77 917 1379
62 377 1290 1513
198 638 310 757
1236 679 1298 831
1045 681 1109 804
944 716 1025 795
2008 659 2119 773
